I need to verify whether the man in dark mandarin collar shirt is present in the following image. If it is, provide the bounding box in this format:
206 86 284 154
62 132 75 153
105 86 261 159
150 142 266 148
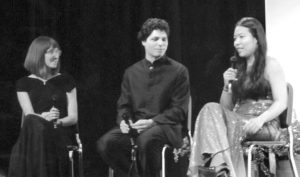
97 18 190 177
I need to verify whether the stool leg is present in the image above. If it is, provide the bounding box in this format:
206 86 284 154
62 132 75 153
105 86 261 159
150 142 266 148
289 127 299 177
268 150 276 176
69 150 74 177
247 144 255 177
108 167 114 177
161 145 169 177
78 149 83 177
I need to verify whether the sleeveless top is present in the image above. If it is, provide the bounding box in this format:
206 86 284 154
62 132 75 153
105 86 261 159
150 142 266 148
232 76 272 103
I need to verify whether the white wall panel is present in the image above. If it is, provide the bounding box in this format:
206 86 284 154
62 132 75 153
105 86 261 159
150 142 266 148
265 0 300 121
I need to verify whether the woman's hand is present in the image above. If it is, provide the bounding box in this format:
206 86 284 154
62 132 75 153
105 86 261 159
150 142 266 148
243 118 265 135
41 107 60 121
223 68 238 86
131 119 155 133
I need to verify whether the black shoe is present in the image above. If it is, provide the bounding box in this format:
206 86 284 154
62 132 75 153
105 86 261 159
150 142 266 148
215 163 229 177
202 153 213 167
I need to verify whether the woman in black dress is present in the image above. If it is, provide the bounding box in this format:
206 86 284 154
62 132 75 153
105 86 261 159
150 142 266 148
9 36 78 177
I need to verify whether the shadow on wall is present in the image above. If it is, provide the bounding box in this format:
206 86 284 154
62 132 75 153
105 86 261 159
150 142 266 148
0 81 21 176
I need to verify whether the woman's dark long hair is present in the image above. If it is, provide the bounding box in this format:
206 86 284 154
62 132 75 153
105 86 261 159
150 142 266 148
232 17 267 104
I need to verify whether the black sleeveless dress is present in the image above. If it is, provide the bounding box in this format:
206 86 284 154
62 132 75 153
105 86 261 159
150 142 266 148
8 73 76 177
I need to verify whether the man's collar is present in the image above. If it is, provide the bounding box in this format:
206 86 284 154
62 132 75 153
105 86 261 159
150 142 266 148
143 55 169 67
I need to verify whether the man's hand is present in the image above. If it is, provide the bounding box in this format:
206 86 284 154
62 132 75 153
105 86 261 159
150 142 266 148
131 119 155 133
120 120 130 134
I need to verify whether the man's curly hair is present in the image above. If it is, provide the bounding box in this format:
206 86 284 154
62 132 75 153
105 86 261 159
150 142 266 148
137 18 170 41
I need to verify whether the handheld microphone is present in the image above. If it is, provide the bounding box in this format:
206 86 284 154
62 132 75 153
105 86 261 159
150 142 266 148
51 94 58 108
228 56 238 92
51 94 60 128
230 56 237 69
122 113 137 137
122 113 131 126
122 113 139 177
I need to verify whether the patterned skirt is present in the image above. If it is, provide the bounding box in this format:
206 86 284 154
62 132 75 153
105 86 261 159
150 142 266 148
188 99 280 177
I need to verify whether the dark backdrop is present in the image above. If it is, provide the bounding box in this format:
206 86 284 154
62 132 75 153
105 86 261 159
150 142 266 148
0 0 265 176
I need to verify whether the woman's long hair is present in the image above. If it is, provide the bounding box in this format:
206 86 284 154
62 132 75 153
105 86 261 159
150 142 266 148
232 17 267 104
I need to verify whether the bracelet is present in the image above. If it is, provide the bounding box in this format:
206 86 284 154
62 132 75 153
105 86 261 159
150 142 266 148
53 119 63 128
57 119 63 127
223 84 229 92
